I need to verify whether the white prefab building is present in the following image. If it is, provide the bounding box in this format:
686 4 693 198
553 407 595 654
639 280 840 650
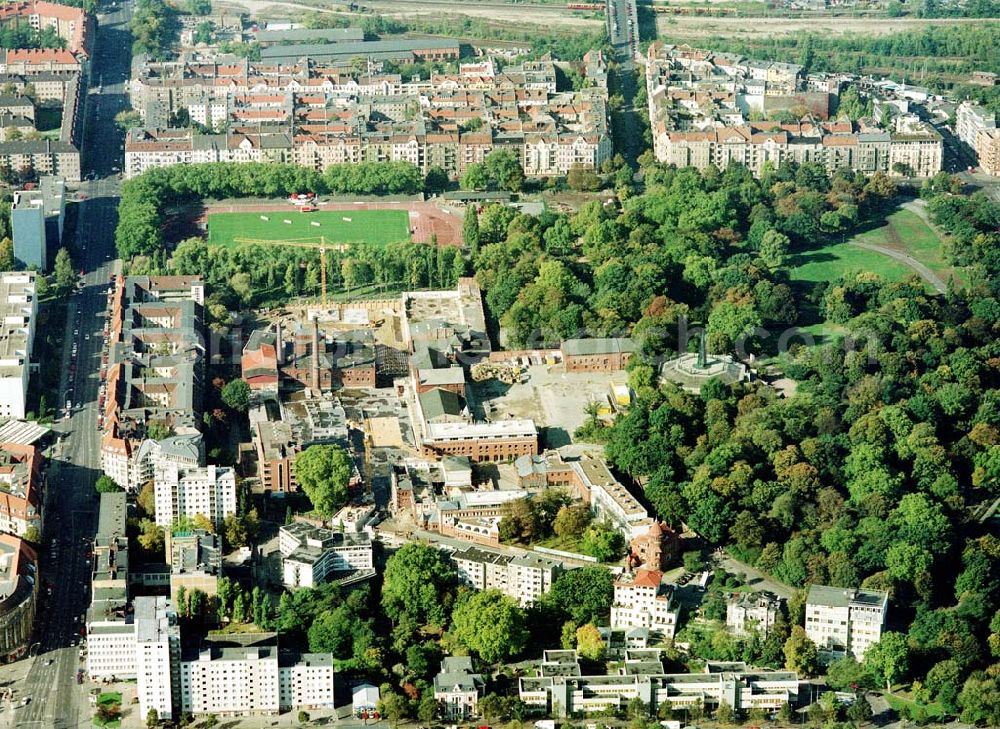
153 462 237 528
805 585 888 661
610 569 680 639
127 596 337 720
0 272 36 420
449 545 560 607
278 654 336 710
180 645 281 715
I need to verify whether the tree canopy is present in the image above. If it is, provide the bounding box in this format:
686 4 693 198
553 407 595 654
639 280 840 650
449 589 528 664
381 543 457 628
293 445 352 518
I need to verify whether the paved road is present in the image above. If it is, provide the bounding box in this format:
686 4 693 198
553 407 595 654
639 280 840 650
849 240 948 294
9 2 131 727
605 0 643 165
716 549 794 600
378 519 608 570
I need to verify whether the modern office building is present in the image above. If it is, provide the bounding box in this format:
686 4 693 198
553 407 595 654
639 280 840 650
11 175 64 271
805 585 888 661
278 522 374 589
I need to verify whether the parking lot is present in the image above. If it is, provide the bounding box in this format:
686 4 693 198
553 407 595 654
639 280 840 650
470 364 627 448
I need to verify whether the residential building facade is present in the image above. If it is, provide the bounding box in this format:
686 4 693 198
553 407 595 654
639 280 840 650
101 276 206 488
125 54 611 180
0 533 37 662
645 43 941 178
0 443 41 538
116 596 337 720
434 656 484 721
611 569 680 639
449 545 561 607
726 592 782 637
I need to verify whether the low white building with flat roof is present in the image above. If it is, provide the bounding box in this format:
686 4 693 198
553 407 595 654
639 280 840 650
519 650 799 717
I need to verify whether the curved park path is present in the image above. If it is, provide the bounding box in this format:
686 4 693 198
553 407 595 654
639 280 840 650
849 240 948 294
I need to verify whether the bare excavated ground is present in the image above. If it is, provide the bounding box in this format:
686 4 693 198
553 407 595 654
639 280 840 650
218 0 604 31
656 14 986 38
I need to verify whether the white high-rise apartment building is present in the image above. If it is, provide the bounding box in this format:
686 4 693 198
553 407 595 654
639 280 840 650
0 272 36 419
610 569 680 639
136 597 181 721
154 462 237 528
805 585 888 661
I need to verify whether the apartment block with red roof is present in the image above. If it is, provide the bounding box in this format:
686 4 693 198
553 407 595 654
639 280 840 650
0 443 41 538
0 0 91 55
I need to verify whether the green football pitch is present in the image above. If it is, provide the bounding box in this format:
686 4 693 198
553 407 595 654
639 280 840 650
206 209 412 247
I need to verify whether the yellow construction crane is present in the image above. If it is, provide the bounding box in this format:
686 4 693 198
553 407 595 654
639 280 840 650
232 236 349 305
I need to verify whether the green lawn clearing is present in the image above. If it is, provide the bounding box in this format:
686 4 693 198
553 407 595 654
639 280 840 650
788 207 952 287
850 208 954 277
884 692 950 721
788 240 915 285
207 209 411 248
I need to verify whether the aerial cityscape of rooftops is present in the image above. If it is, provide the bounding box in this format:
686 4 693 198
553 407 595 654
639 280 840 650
0 0 999 725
